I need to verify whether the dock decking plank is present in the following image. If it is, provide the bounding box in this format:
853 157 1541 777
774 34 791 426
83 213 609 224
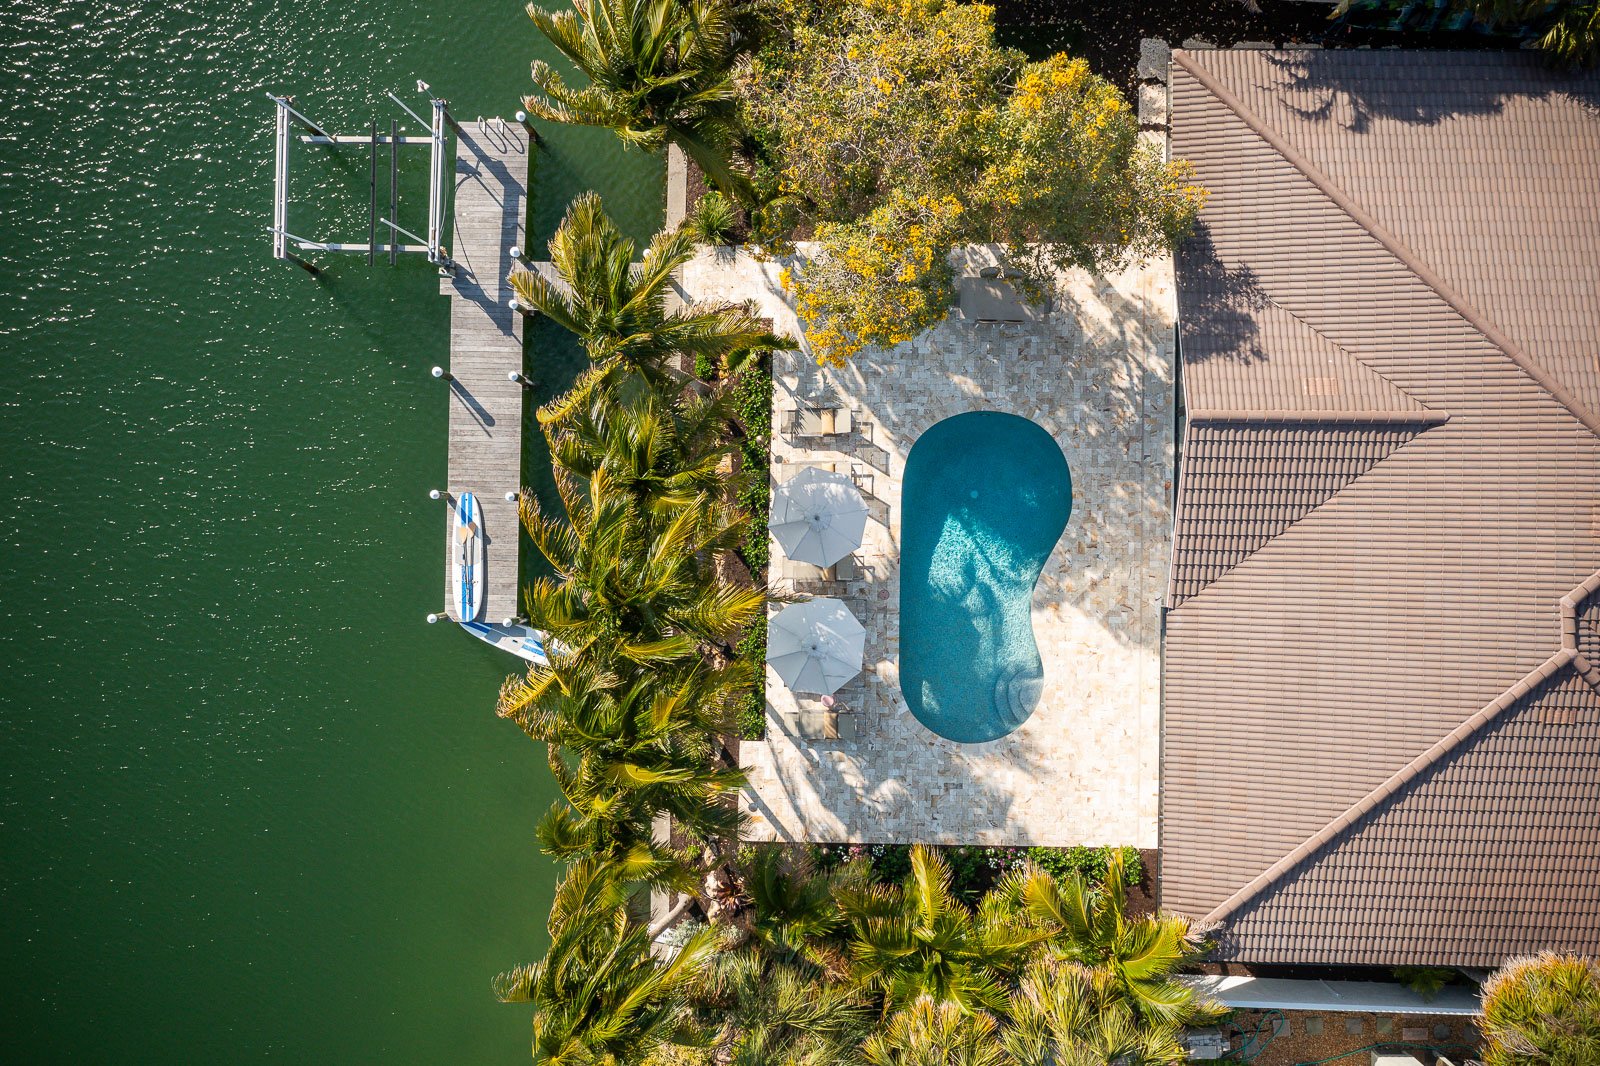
440 121 528 623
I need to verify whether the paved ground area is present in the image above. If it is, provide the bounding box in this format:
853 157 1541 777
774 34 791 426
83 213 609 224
681 247 1174 846
1227 1009 1481 1065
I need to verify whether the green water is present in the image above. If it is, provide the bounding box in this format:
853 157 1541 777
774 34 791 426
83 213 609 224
0 2 661 1061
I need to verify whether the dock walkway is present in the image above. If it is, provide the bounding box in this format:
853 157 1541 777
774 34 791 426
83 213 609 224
440 120 527 623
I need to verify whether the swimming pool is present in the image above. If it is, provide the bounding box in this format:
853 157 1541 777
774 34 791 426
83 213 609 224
898 412 1072 743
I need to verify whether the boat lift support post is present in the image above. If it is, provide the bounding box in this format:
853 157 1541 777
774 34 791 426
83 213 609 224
267 88 455 271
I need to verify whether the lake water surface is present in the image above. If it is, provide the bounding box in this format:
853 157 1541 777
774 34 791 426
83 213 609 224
0 2 661 1060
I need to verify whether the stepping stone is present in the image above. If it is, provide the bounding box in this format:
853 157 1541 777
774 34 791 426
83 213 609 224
1137 39 1171 81
1138 84 1168 127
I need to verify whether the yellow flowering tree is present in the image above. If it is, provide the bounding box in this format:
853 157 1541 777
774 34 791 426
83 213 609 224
981 54 1206 285
783 191 965 365
741 0 1206 363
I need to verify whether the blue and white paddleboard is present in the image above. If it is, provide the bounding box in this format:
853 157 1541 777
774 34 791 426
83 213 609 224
460 620 550 664
452 491 485 621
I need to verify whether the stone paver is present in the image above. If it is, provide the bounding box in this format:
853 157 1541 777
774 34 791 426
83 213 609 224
681 246 1174 846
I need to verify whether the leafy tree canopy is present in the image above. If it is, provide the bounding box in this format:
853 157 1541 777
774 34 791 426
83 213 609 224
524 0 753 196
740 0 1206 363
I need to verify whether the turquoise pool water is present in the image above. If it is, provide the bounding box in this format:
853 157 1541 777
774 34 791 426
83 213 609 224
899 412 1072 743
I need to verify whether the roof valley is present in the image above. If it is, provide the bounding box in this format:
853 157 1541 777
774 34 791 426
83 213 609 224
1170 50 1600 441
1163 50 1600 958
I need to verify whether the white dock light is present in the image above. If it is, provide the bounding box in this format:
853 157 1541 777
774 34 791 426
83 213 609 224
431 365 453 381
426 613 440 624
505 491 518 502
429 489 442 500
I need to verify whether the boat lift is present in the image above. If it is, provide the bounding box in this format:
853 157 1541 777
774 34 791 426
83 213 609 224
268 85 456 272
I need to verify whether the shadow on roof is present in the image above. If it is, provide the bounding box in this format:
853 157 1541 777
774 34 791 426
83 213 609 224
1175 228 1267 365
1262 49 1600 132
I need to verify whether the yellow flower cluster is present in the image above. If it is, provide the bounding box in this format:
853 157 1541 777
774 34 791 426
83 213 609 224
744 0 1209 364
785 189 965 365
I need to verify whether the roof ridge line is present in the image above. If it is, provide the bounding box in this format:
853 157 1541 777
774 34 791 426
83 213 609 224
1575 653 1600 696
1261 292 1436 416
1171 51 1600 441
1561 570 1600 698
1188 409 1450 426
1202 646 1579 925
1560 568 1600 650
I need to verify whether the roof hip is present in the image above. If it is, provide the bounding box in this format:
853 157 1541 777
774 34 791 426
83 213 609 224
1201 646 1581 925
1171 50 1600 441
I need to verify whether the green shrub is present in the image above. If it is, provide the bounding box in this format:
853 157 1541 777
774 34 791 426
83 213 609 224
735 617 767 740
693 351 717 382
1025 845 1143 888
810 844 1025 902
727 357 773 576
871 844 913 885
686 190 738 244
1395 965 1456 1002
1482 953 1600 1065
728 355 773 739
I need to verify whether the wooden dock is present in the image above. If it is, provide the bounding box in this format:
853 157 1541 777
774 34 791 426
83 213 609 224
440 120 528 623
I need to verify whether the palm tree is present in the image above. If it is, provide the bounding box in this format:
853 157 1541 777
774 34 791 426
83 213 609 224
842 845 1042 1016
1001 850 1209 1026
509 194 787 424
1537 0 1600 68
739 845 845 964
547 385 738 518
1002 959 1188 1066
524 0 753 198
861 996 1006 1066
503 460 763 669
1481 953 1600 1065
505 653 751 874
690 946 873 1066
494 857 716 1065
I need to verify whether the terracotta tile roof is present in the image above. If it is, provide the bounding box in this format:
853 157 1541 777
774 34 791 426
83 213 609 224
1212 666 1600 967
1170 419 1440 604
1164 48 1600 966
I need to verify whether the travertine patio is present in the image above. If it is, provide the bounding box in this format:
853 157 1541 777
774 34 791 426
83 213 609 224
680 248 1173 846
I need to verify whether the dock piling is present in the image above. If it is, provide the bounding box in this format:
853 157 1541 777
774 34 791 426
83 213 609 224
389 118 398 266
515 110 543 146
368 121 377 267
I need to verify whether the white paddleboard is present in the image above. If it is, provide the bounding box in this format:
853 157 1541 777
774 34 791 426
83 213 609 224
460 620 550 664
451 491 485 621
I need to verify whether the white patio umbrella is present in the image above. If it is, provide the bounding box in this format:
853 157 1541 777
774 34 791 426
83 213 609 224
766 598 866 696
771 467 868 567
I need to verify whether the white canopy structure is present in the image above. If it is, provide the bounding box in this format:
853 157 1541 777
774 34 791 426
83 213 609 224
766 598 866 695
771 467 867 568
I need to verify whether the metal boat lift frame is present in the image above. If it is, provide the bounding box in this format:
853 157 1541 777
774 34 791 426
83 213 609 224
268 88 455 270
